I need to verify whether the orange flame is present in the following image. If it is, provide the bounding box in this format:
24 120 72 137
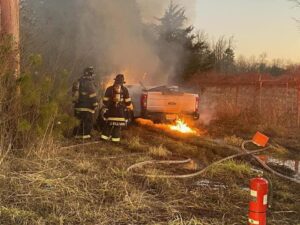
168 119 197 134
135 118 200 136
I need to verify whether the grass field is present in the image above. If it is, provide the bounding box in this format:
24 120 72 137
0 123 299 225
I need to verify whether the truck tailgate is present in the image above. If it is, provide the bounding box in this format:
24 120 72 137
147 92 197 114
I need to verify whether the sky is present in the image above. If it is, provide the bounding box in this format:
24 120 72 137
192 0 300 63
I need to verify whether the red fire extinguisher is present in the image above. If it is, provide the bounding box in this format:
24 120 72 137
248 177 269 225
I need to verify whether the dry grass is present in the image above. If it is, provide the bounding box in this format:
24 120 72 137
149 145 172 158
127 135 143 150
200 85 300 130
201 87 296 140
224 135 244 147
0 126 299 225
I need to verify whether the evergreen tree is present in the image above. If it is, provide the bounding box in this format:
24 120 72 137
157 2 214 83
222 47 235 74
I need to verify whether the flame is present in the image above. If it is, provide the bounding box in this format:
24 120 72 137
102 68 148 89
135 118 200 135
168 119 197 134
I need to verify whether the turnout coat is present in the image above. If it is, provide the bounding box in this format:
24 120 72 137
103 85 132 126
72 76 98 114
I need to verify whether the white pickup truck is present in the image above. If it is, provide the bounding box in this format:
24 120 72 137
127 85 199 123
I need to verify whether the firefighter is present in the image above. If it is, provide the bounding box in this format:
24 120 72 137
72 66 98 139
101 74 132 142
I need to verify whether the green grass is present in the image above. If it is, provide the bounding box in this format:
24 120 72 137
206 160 252 182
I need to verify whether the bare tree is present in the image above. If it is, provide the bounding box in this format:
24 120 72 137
212 36 235 74
293 0 300 29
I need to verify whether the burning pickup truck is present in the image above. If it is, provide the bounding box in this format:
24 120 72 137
127 85 199 123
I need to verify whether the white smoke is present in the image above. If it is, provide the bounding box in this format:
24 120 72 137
22 0 197 85
76 0 165 85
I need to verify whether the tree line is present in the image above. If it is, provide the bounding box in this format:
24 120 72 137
21 1 297 85
156 2 298 83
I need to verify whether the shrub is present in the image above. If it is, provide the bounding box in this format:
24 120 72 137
16 55 77 145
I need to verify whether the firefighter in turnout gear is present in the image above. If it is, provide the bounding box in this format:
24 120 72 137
72 66 98 139
101 74 132 142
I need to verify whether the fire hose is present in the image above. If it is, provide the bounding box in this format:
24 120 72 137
127 140 300 184
242 140 300 184
61 139 299 184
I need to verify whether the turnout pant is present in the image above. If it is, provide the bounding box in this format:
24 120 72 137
101 105 126 142
101 123 122 142
74 111 94 139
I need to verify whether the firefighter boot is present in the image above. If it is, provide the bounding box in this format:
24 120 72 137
111 126 121 142
101 124 112 141
75 112 93 139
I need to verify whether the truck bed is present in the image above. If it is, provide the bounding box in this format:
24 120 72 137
146 91 197 114
126 84 199 121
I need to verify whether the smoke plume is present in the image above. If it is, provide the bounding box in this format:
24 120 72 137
21 0 197 85
78 0 161 84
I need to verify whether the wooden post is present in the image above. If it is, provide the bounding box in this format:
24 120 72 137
0 0 20 138
0 0 20 78
235 85 239 107
259 74 262 114
297 86 300 128
285 82 289 112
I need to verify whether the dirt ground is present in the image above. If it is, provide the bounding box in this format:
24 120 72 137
0 123 299 225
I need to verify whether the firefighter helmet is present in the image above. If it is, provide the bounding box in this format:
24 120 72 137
84 66 95 77
114 74 126 84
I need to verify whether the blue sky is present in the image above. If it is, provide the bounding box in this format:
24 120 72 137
192 0 300 62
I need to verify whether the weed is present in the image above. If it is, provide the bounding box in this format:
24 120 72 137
224 135 244 147
206 160 252 184
149 145 172 158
